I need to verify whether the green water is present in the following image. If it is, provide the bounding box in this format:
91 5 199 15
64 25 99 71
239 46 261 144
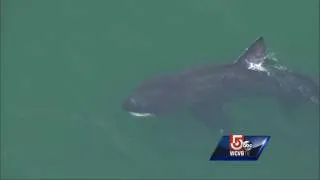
1 0 319 179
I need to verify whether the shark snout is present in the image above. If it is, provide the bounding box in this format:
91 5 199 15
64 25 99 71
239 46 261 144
122 96 154 117
122 97 139 111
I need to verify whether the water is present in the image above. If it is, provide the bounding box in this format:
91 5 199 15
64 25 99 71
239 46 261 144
1 0 319 179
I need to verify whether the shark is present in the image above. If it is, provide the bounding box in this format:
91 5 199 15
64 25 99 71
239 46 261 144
122 37 319 132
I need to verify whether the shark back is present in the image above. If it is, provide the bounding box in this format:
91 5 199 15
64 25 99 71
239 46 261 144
123 36 318 123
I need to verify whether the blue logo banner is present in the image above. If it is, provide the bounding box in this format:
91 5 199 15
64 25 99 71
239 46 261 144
210 134 270 161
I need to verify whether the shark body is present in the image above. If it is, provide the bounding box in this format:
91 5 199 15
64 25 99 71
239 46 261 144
122 37 319 132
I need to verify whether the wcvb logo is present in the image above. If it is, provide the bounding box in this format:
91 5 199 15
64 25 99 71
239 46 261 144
210 134 270 161
229 134 253 156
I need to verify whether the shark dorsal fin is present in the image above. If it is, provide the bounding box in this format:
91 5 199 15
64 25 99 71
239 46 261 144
235 36 266 65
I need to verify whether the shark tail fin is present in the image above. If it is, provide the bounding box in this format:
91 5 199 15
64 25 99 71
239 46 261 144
235 36 267 66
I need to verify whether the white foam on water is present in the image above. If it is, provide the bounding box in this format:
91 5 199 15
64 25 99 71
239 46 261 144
247 62 268 72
